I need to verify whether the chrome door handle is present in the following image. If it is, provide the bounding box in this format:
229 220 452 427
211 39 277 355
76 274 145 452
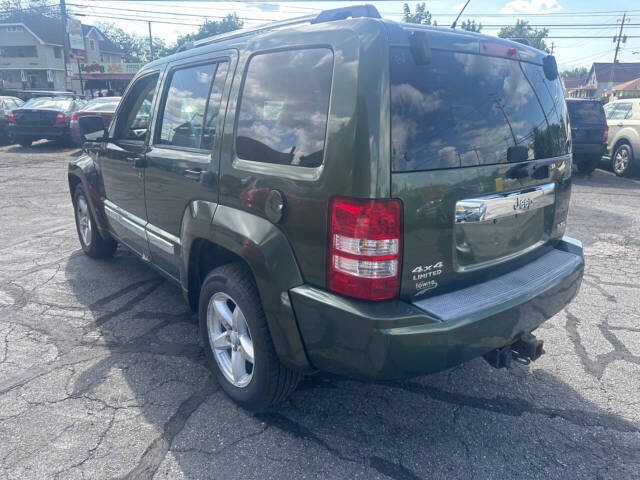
184 168 203 180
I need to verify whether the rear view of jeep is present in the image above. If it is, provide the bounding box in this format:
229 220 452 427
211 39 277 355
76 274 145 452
291 20 583 385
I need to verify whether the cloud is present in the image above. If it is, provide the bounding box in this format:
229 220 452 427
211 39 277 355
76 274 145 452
500 0 562 14
244 2 280 12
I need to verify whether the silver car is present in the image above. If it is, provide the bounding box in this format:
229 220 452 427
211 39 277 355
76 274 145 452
604 98 640 176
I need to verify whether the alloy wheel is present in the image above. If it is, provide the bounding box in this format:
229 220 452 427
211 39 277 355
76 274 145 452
207 292 255 388
76 194 92 247
614 147 630 175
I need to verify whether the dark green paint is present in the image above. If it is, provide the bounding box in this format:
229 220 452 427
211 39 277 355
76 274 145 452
68 17 583 378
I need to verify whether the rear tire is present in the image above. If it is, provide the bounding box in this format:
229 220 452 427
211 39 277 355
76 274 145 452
18 138 32 148
611 143 634 177
73 185 117 258
199 263 301 411
575 155 601 175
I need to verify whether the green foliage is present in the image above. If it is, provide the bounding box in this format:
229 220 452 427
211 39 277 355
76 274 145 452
0 0 58 18
175 13 243 45
97 23 169 63
402 3 434 25
460 19 482 32
498 20 550 53
560 67 588 78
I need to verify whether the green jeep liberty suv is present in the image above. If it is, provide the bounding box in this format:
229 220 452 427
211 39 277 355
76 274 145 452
69 5 584 410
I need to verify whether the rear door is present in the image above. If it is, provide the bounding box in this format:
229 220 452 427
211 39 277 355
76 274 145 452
144 52 234 279
605 102 633 146
389 45 571 300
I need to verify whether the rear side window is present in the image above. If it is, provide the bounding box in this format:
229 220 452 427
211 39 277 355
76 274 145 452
607 103 633 120
567 102 605 124
235 48 333 168
390 48 568 172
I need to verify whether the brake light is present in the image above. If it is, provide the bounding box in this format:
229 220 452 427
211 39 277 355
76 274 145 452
71 112 80 122
55 112 67 124
328 197 402 301
8 112 15 124
602 124 609 143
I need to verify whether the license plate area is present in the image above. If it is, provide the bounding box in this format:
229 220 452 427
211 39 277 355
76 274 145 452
453 183 555 272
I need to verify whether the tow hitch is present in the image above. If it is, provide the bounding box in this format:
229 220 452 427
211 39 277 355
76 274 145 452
484 333 545 369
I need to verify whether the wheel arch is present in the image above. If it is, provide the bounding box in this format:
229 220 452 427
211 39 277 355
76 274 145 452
68 157 111 237
180 203 312 372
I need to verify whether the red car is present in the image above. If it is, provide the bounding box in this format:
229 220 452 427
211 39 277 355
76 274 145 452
70 97 121 145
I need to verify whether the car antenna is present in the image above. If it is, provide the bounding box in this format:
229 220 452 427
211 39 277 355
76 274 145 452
451 0 472 29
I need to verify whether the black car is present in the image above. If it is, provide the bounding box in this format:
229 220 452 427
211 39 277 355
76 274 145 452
8 97 86 147
0 96 24 143
566 98 608 174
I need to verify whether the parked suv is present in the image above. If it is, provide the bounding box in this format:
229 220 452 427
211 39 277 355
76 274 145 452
566 98 608 174
69 5 584 410
603 98 640 176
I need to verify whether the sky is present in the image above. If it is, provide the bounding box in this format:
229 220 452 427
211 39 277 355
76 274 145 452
65 0 640 71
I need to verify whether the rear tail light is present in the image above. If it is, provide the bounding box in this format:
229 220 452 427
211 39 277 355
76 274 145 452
328 197 402 301
71 112 80 122
8 112 15 124
602 124 609 143
55 112 68 124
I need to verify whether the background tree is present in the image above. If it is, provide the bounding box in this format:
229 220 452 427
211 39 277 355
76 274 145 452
402 3 435 26
97 23 169 63
174 14 243 45
460 19 482 32
561 67 588 78
0 0 58 18
498 20 549 52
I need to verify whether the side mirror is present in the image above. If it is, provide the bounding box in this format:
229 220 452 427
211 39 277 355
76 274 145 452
543 55 558 81
78 115 108 143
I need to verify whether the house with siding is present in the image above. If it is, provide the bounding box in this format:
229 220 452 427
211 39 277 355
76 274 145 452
569 62 640 99
0 14 125 94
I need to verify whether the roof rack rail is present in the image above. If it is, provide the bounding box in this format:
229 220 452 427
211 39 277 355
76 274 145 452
179 4 381 52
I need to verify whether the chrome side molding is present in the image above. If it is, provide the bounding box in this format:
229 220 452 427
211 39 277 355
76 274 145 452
455 182 555 224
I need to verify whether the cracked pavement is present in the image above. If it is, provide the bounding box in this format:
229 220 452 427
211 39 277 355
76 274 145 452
0 141 639 479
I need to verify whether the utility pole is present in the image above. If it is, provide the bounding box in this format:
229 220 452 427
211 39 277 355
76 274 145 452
550 42 555 55
148 21 154 61
609 13 629 85
59 0 72 91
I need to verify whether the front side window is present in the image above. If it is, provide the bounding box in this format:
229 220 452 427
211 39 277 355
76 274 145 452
157 63 219 149
235 48 333 168
608 103 633 120
114 73 158 141
390 48 569 171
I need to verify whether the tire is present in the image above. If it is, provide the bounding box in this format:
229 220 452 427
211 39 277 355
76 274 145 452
611 143 634 177
73 185 117 258
18 139 32 148
199 263 301 411
575 155 601 175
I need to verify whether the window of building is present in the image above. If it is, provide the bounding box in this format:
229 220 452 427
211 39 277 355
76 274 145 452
157 61 228 150
100 53 104 62
54 47 62 59
7 25 23 32
235 48 333 168
0 46 37 57
89 39 95 51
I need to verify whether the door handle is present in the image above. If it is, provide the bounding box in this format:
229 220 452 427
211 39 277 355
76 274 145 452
617 123 624 127
184 168 203 180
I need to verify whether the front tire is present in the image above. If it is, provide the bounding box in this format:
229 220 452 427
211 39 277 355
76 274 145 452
612 143 634 177
73 186 117 258
199 263 301 411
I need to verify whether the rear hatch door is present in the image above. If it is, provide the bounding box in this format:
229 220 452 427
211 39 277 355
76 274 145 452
567 101 605 144
389 41 571 300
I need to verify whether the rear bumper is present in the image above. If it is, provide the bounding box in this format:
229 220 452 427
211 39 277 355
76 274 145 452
573 143 606 158
290 237 583 380
8 124 69 139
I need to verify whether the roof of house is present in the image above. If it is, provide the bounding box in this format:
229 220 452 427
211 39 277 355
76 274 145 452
589 62 640 84
612 76 640 91
562 75 583 89
0 14 122 53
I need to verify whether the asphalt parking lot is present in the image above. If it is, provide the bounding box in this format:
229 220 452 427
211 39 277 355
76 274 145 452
0 141 639 480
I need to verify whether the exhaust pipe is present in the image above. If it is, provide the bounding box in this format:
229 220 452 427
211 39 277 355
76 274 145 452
483 332 545 369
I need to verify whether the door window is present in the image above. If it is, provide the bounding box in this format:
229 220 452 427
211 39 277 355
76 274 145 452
113 73 159 142
608 103 632 120
235 48 334 168
155 61 228 151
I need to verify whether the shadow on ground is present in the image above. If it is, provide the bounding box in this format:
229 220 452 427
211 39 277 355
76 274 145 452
60 246 640 480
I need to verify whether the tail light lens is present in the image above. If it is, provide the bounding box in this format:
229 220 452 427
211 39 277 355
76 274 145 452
328 197 402 301
602 125 609 143
55 112 67 124
8 112 15 124
71 112 80 122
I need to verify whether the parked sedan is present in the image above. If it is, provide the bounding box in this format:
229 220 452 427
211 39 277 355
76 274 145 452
7 97 86 147
603 98 640 177
70 97 120 146
0 96 24 143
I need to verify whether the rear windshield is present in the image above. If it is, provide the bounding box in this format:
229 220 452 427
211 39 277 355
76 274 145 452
83 99 119 112
23 98 72 110
567 101 605 124
390 48 569 172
